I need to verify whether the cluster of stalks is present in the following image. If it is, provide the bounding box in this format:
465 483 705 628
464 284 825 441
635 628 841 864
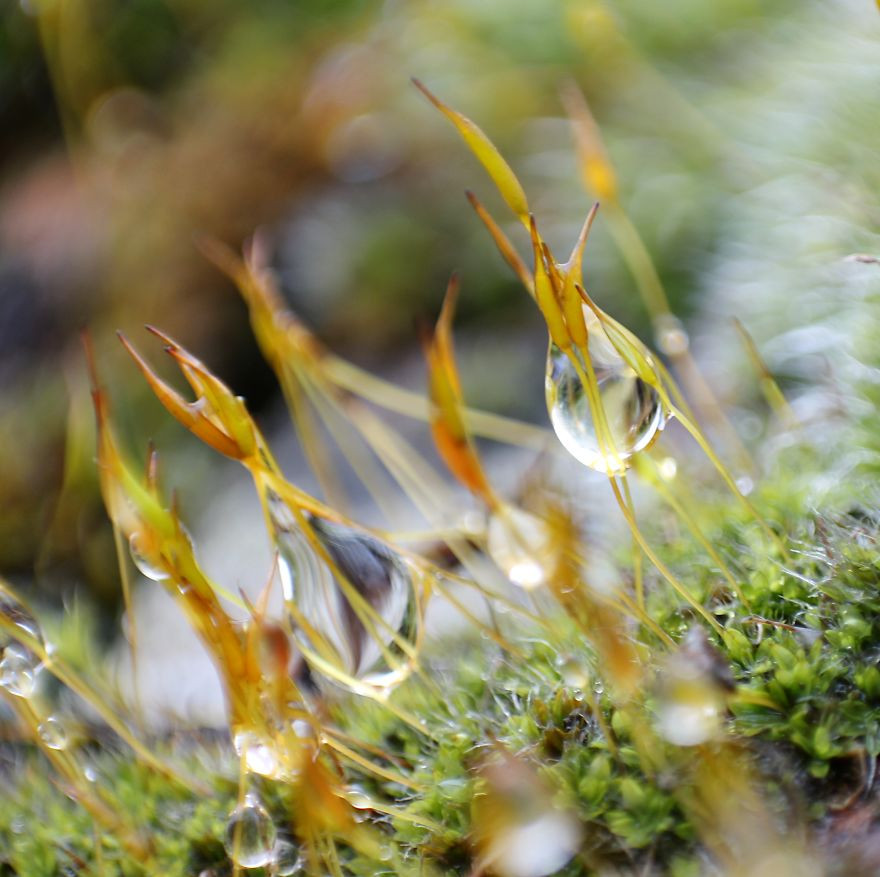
0 83 810 876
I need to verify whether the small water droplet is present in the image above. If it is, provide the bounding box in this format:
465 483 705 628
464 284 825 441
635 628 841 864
233 730 280 779
0 593 44 650
556 655 589 690
268 492 421 694
486 506 555 589
655 629 728 746
735 476 755 496
653 314 689 357
129 533 169 581
656 695 722 747
545 311 666 473
486 811 582 877
346 784 373 810
38 715 70 750
225 796 277 869
658 456 678 481
274 839 303 875
378 843 394 862
592 679 604 696
460 510 486 537
0 644 40 698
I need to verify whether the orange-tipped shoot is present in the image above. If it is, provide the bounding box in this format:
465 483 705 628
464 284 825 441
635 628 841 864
119 328 259 461
412 78 530 227
424 274 496 507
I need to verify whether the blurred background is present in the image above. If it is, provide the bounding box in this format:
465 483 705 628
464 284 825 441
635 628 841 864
1 0 878 718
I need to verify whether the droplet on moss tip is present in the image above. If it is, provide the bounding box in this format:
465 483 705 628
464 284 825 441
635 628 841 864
224 795 277 869
545 309 665 473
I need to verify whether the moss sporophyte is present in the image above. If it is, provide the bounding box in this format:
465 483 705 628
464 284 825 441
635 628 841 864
1 82 878 877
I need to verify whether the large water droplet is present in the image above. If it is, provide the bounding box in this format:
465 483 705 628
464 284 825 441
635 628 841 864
545 312 666 473
129 533 169 581
0 644 41 698
224 796 277 869
38 715 70 750
268 493 420 693
486 506 556 589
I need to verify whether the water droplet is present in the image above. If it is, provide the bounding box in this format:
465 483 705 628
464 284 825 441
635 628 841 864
268 492 421 693
556 655 589 690
735 476 755 496
658 456 678 481
488 811 582 877
129 533 169 581
0 644 41 698
346 784 373 810
592 679 605 696
655 628 728 746
656 694 722 747
275 839 303 875
225 796 277 869
486 506 556 589
460 509 486 537
233 730 280 779
378 843 394 862
38 715 70 750
545 312 666 473
0 592 44 650
653 313 689 357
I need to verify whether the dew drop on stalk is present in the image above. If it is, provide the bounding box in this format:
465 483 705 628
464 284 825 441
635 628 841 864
653 313 689 357
37 715 70 750
0 593 45 650
489 811 582 877
0 644 41 698
486 505 556 589
345 784 373 810
233 730 281 779
545 309 666 473
267 492 420 694
555 654 589 690
655 628 731 747
128 533 170 581
275 839 303 875
658 456 678 481
224 795 277 869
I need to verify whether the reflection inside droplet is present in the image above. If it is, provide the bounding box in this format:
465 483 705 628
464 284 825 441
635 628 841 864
545 310 666 473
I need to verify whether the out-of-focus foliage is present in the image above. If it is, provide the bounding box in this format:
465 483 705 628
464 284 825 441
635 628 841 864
5 0 871 597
